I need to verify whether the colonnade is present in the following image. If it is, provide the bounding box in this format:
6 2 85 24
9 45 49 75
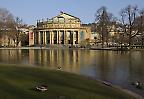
35 30 80 45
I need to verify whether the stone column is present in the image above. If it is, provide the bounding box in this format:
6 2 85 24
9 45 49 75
78 30 80 44
63 31 65 45
45 31 49 45
45 31 47 44
70 31 72 45
51 31 54 44
49 31 51 44
38 31 41 45
73 31 75 45
64 30 67 45
57 31 59 44
58 31 61 44
43 31 45 45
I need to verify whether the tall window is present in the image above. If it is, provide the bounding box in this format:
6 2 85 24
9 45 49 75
76 31 78 44
40 31 43 44
61 31 64 44
53 31 57 44
46 31 50 44
34 32 39 44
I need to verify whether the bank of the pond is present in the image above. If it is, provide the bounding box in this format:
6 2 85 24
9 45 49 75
0 64 142 99
0 47 144 51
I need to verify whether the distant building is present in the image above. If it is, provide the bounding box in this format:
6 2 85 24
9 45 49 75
0 34 17 47
0 27 29 47
29 12 91 46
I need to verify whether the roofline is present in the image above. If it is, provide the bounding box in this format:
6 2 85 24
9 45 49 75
60 11 80 20
51 11 80 21
37 12 81 23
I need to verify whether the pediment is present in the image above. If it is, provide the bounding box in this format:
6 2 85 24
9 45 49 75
52 12 80 22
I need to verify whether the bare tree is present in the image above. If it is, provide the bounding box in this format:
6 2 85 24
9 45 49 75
9 17 27 47
95 6 115 48
120 5 140 49
0 8 27 47
137 9 144 46
0 8 14 45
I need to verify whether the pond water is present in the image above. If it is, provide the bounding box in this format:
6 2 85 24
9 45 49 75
0 49 144 96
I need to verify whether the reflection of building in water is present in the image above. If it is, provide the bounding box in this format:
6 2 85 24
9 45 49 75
29 12 91 46
29 49 35 64
28 49 81 73
28 49 99 73
63 50 80 72
0 49 22 63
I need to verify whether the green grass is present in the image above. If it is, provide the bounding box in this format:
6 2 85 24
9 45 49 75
0 64 135 99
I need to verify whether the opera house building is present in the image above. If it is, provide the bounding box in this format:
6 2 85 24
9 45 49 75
29 12 91 46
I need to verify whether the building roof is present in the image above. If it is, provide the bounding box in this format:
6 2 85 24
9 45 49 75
37 11 81 24
51 11 80 22
58 11 80 20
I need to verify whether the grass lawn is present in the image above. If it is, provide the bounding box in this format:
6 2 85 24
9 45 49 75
0 64 136 99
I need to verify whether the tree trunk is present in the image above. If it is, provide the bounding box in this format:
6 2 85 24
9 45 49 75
129 26 132 49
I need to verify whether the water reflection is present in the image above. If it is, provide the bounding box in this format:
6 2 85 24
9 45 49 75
29 49 82 73
0 49 144 96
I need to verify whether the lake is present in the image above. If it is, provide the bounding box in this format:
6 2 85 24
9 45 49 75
0 49 144 96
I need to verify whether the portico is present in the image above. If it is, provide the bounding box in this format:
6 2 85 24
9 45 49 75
35 30 79 45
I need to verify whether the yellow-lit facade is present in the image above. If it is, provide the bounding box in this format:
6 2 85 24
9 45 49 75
29 12 91 46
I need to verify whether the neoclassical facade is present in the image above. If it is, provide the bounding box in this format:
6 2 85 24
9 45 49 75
29 12 91 46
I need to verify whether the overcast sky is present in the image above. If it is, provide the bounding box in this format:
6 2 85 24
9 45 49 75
0 0 143 25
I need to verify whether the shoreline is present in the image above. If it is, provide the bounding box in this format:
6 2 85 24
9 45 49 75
79 74 144 99
0 46 144 51
97 80 143 99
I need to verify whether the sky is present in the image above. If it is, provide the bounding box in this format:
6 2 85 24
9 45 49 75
0 0 144 25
